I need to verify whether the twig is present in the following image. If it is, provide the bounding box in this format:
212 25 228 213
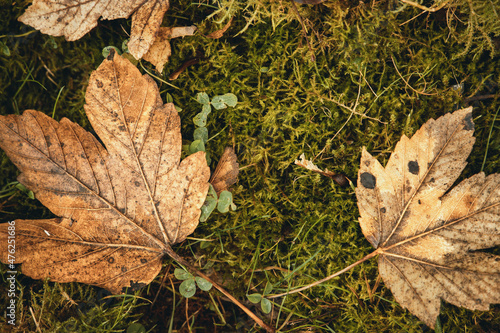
400 0 452 12
151 263 171 307
315 81 386 160
268 250 380 299
29 307 42 333
391 56 439 96
481 104 500 172
164 245 275 332
185 298 192 333
290 0 316 62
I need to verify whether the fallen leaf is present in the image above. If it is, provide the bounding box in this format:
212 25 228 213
143 26 197 73
0 51 210 294
295 153 350 186
210 147 239 195
356 107 500 328
206 17 233 39
18 0 170 60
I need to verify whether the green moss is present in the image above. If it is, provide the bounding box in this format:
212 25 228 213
1 0 500 332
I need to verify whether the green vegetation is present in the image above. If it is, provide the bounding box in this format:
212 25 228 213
1 0 499 331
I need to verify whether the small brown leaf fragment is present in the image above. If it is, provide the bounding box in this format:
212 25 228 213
356 107 500 328
168 58 200 80
210 147 239 195
206 17 233 39
128 0 170 60
0 53 210 294
295 154 350 186
142 26 197 73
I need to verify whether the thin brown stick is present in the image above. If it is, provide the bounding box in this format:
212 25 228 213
290 0 316 62
164 246 275 332
400 0 451 12
268 250 380 299
185 298 192 333
29 307 42 333
391 56 438 96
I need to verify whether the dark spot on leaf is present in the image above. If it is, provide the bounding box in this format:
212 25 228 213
96 80 103 88
364 160 370 166
360 172 376 189
429 177 435 183
418 199 421 204
140 259 147 264
118 125 125 132
108 257 114 264
380 207 386 213
463 112 474 131
121 266 127 272
107 48 115 61
408 161 419 175
405 180 412 193
134 181 140 187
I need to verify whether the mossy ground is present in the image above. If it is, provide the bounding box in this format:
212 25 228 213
1 0 499 332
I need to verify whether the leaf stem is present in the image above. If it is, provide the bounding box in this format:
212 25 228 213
164 245 275 333
268 250 380 299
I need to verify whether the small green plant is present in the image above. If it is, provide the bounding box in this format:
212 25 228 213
247 282 273 314
0 181 34 199
126 323 146 333
102 39 137 65
185 92 238 222
174 267 213 298
199 185 237 222
192 92 237 127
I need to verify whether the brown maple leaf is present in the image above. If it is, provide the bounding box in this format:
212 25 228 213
18 0 170 60
0 52 274 332
356 107 500 328
0 51 210 294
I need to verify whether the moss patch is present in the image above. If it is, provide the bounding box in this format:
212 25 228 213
1 0 499 331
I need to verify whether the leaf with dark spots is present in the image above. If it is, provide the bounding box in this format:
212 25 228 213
0 54 210 294
356 107 500 328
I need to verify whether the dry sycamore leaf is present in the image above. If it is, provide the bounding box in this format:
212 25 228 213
18 0 169 60
143 26 197 73
0 51 210 294
210 147 239 195
356 107 500 328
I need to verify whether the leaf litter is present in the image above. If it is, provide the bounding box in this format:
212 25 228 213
18 0 196 70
